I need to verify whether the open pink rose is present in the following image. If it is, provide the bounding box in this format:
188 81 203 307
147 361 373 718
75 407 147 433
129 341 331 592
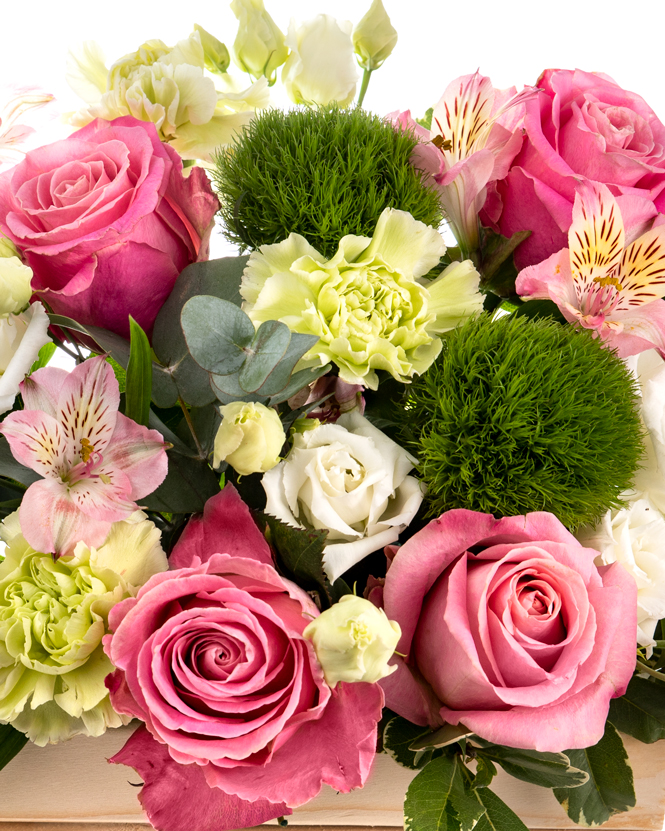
490 69 665 270
380 510 637 752
0 116 218 339
105 485 384 831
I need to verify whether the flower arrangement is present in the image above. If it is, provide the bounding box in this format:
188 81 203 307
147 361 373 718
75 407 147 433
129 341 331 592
0 3 664 831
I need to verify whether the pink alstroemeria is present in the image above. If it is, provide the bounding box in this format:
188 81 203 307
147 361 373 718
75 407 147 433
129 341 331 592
516 180 665 357
392 73 537 257
0 86 54 170
0 356 168 555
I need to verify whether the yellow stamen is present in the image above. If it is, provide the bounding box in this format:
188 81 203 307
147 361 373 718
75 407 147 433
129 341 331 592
80 437 94 463
593 275 623 290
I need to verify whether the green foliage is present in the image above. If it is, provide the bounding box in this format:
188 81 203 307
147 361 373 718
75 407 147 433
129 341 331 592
404 314 644 529
212 105 442 258
471 786 529 831
383 714 446 770
470 740 588 789
125 317 152 427
0 723 28 772
609 675 665 743
29 341 56 374
553 723 635 826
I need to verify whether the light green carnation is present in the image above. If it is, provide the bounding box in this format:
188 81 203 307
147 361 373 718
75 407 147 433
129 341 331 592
0 513 167 746
241 208 484 389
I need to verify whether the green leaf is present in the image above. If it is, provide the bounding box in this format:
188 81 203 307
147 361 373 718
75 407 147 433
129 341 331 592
267 363 331 406
410 723 475 751
181 295 255 375
0 437 39 487
29 341 57 374
142 451 221 513
239 320 292 392
384 715 444 770
552 722 636 826
480 228 531 286
404 754 486 831
415 107 433 131
512 298 567 323
471 739 588 790
472 787 529 831
0 723 28 772
609 676 665 743
211 371 267 405
473 757 497 790
125 317 152 427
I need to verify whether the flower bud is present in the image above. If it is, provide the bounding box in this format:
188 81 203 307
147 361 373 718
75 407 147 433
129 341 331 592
352 0 398 71
0 237 32 316
303 594 401 687
281 15 358 107
213 401 286 476
194 24 230 74
230 0 288 83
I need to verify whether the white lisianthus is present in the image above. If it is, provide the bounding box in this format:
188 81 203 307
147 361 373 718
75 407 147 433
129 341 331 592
68 32 269 161
0 237 32 316
0 302 51 415
352 0 398 72
0 511 167 746
213 401 285 476
281 15 359 107
262 411 423 582
303 594 401 686
231 0 288 83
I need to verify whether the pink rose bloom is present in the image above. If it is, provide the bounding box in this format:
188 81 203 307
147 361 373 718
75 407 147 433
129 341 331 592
105 485 384 831
0 116 218 339
380 510 637 752
491 68 665 270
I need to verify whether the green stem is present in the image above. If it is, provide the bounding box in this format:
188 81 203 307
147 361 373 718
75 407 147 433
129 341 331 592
178 397 205 460
356 68 373 108
636 660 665 682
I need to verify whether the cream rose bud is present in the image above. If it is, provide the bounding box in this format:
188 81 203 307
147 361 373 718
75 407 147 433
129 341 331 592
352 0 398 72
262 411 424 582
281 15 359 107
231 0 288 82
0 238 33 317
213 401 286 476
304 594 401 686
0 302 51 415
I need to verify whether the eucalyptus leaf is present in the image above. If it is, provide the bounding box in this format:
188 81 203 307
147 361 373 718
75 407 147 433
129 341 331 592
182 295 255 375
125 317 152 427
471 739 588 790
268 363 332 406
552 722 636 826
608 675 665 743
250 331 320 396
0 723 28 772
239 320 292 392
404 753 486 831
141 451 220 513
384 715 444 770
211 371 267 405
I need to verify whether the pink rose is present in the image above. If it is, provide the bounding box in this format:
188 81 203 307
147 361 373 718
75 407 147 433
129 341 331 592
491 69 665 270
105 486 383 831
0 116 218 339
380 510 637 752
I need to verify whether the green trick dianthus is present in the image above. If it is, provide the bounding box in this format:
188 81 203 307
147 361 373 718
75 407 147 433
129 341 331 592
404 314 644 529
211 106 442 258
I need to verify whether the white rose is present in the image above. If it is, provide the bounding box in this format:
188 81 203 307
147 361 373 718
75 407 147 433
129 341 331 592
578 499 665 654
262 411 423 582
281 15 359 107
303 594 401 686
0 302 51 415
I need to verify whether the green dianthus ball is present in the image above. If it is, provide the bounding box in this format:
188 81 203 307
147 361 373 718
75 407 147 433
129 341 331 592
212 106 442 258
404 314 644 529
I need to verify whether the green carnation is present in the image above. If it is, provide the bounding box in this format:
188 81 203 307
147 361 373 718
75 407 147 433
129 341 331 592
241 208 484 389
0 513 166 745
404 314 644 529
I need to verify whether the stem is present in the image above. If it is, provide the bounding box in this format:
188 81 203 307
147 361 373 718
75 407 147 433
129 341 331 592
636 660 665 682
356 68 373 108
178 397 205 460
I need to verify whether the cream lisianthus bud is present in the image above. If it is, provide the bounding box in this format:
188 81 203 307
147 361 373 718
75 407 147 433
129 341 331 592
213 401 285 476
194 24 230 75
352 0 398 71
304 595 401 687
230 0 288 83
282 15 358 107
0 237 32 316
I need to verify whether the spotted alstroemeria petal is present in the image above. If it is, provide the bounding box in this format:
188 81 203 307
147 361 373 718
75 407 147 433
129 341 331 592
431 72 495 165
20 367 69 418
55 357 119 468
611 225 665 310
568 181 625 298
68 464 135 522
0 409 67 479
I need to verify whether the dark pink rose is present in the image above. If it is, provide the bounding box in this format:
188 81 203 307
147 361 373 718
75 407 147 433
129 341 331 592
105 486 383 831
490 69 665 269
380 510 637 752
0 116 218 339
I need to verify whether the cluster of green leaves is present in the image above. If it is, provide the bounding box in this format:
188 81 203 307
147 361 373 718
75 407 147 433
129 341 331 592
402 313 644 530
384 714 637 830
211 105 443 258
